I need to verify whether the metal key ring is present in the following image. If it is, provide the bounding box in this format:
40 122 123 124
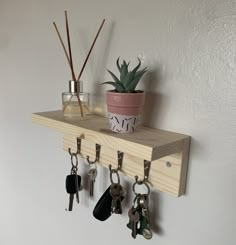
109 168 120 184
71 167 78 175
71 153 78 168
89 161 97 170
133 178 150 196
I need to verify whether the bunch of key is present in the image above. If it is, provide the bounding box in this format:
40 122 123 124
127 193 152 239
93 165 126 221
65 152 81 211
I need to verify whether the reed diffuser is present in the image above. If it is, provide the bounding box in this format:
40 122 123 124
53 11 105 118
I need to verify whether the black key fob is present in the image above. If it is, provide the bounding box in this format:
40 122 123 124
66 175 81 194
93 186 112 221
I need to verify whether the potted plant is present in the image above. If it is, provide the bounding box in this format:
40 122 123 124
102 58 147 133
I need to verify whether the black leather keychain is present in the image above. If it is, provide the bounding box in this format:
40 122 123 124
93 186 113 221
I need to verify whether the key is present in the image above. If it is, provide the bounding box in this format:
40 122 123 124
138 194 152 239
139 194 150 224
110 183 125 214
66 174 81 211
128 208 140 239
88 168 97 197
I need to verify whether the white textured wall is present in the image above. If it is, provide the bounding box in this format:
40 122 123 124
0 0 235 244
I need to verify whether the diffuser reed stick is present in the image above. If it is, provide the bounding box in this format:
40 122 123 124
65 11 76 81
77 19 105 81
53 22 73 78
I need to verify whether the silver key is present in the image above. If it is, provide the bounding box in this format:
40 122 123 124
88 168 97 197
139 194 150 224
139 194 152 239
110 183 124 214
128 208 140 239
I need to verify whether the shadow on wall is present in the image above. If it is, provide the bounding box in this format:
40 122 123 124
149 190 165 236
77 154 165 236
142 68 167 128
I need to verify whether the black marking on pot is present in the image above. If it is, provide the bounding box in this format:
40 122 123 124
122 120 124 128
126 123 129 132
132 126 135 132
125 118 132 121
116 129 122 132
133 118 136 125
113 125 116 130
114 116 119 124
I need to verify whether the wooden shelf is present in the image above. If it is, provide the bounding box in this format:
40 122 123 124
32 110 190 197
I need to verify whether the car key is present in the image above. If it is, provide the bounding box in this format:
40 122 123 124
93 186 113 221
66 174 81 211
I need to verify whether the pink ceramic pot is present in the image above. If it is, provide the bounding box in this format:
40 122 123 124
106 91 145 133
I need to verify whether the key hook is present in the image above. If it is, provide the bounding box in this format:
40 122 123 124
109 151 124 172
108 151 123 184
68 138 81 156
134 160 151 183
144 160 151 182
87 144 101 164
117 151 124 171
132 160 151 196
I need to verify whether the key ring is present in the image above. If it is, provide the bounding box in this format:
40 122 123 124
109 165 120 184
70 152 78 173
89 161 97 170
132 175 150 196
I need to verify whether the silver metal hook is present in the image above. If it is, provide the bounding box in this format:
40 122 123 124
108 151 123 182
68 138 81 156
87 144 101 164
133 160 151 183
117 151 124 171
144 160 151 182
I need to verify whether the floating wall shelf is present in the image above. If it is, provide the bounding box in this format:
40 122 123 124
32 110 191 197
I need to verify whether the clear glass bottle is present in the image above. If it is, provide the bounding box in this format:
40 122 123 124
62 80 90 117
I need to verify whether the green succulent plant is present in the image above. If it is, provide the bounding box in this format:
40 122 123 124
102 57 147 92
